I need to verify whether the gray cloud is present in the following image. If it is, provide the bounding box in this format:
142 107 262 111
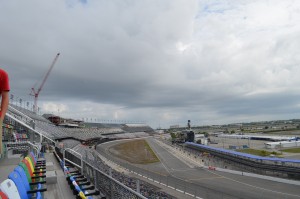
1 0 300 128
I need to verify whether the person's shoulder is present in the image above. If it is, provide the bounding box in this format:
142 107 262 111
0 68 8 76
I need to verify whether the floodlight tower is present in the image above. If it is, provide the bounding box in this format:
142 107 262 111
31 53 60 113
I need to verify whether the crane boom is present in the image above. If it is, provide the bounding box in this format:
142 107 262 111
31 53 60 113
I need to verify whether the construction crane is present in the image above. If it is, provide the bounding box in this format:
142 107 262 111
31 53 60 113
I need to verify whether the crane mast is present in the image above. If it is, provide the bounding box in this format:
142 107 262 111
31 53 60 113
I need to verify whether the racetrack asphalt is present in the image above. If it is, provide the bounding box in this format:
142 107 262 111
97 137 300 199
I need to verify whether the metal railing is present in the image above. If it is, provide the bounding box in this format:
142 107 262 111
1 110 55 160
63 148 83 174
5 112 55 145
8 105 35 128
64 149 147 199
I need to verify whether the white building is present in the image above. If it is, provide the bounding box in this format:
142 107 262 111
265 140 300 149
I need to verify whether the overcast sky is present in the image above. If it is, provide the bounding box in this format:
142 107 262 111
1 0 300 128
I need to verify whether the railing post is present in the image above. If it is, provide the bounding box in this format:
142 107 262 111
93 166 97 190
63 148 83 174
109 167 112 177
82 157 148 199
136 179 140 193
167 175 168 187
63 149 66 171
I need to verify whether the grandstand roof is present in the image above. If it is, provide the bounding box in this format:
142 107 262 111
125 123 148 127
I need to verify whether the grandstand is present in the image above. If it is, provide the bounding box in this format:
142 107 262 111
122 124 154 134
8 104 154 142
0 103 167 199
9 104 49 123
57 143 175 199
84 123 124 129
3 102 300 198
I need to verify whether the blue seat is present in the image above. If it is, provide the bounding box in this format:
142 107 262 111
14 166 32 198
8 171 28 199
8 170 46 199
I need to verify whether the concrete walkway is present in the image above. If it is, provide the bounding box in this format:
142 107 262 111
44 152 77 199
0 156 21 182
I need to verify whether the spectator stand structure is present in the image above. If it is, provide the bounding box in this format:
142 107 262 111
54 146 147 199
2 103 158 198
0 104 55 198
2 105 54 160
63 144 175 199
121 124 154 134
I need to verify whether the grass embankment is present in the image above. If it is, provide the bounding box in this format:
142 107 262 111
109 139 160 164
280 148 300 153
236 148 282 157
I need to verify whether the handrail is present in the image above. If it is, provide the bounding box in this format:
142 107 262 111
63 148 83 174
83 158 148 199
63 149 147 199
6 112 56 145
4 141 39 158
8 105 34 123
26 141 40 157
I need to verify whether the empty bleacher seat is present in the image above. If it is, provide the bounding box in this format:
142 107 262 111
8 170 45 199
0 150 48 199
0 179 21 199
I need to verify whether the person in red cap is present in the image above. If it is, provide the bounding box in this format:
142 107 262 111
0 68 9 155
